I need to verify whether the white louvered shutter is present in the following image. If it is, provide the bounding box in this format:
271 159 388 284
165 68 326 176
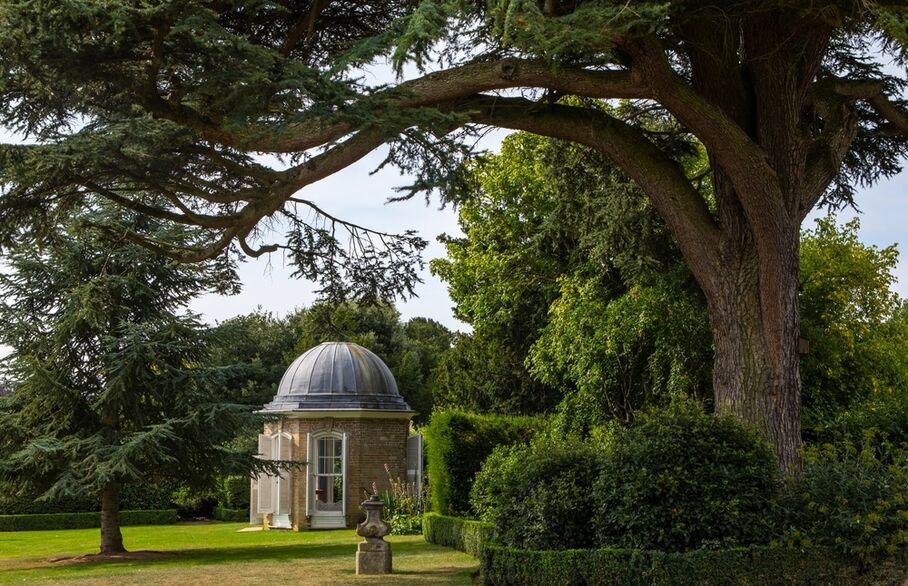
256 434 274 513
277 433 293 515
257 433 270 458
305 433 313 515
407 434 423 495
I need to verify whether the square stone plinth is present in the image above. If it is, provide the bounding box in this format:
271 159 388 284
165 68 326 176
356 539 392 574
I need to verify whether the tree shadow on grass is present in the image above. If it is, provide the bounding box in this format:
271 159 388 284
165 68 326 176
1 537 477 584
57 542 354 570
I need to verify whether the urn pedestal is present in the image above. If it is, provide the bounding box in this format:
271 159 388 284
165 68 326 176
355 495 392 575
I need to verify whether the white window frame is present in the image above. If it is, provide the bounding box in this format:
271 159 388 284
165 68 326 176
308 431 346 519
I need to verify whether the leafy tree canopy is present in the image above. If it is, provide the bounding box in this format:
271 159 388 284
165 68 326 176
800 216 908 426
432 131 710 420
208 308 304 406
434 132 907 436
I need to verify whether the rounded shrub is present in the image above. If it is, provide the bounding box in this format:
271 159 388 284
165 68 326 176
471 438 604 550
593 400 779 552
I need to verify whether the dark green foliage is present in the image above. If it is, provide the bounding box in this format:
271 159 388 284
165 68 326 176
119 482 179 513
0 481 177 516
593 401 779 552
0 205 264 550
531 276 712 432
432 132 709 421
216 475 251 511
0 0 425 300
422 512 497 557
0 489 97 516
0 510 179 532
171 487 218 519
479 544 906 586
397 317 456 423
811 387 908 451
208 310 303 408
471 439 604 549
424 410 544 515
212 507 248 522
431 333 562 415
775 437 908 560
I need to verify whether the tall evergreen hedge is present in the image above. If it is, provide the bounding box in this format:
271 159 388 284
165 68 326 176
424 410 544 515
0 481 177 515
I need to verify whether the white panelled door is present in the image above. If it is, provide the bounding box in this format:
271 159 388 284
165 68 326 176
309 433 346 528
255 432 292 528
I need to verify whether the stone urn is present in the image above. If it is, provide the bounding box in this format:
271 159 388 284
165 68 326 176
355 495 392 574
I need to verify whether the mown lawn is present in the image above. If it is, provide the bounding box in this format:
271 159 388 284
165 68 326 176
0 522 479 585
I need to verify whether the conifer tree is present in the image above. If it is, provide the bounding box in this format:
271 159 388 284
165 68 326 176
0 205 260 554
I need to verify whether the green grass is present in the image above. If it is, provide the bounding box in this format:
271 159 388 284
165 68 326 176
0 522 479 585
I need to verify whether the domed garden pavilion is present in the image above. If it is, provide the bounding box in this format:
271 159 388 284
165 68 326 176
250 342 416 530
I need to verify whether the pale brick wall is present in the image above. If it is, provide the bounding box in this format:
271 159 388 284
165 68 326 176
252 416 409 529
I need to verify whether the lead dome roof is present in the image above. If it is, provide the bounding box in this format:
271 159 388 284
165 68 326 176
262 342 412 412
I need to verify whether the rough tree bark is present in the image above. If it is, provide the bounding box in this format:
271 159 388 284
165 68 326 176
707 224 803 470
99 483 125 554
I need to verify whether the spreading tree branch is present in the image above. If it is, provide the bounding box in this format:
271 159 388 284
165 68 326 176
832 79 908 134
622 36 787 218
462 95 722 291
144 59 648 153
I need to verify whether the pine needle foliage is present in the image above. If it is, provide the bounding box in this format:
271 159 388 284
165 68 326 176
0 204 267 552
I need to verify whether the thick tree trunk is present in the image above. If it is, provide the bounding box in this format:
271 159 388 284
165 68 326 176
99 483 126 554
705 226 802 470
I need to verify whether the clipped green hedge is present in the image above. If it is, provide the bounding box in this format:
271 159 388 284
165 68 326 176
0 481 177 515
425 410 544 515
480 544 908 586
423 512 497 557
0 509 179 532
213 506 248 522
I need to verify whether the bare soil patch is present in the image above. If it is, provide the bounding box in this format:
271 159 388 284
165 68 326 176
49 551 177 564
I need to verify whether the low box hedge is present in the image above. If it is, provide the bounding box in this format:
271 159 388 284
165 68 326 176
480 544 908 586
0 509 179 532
212 506 248 522
423 512 497 557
